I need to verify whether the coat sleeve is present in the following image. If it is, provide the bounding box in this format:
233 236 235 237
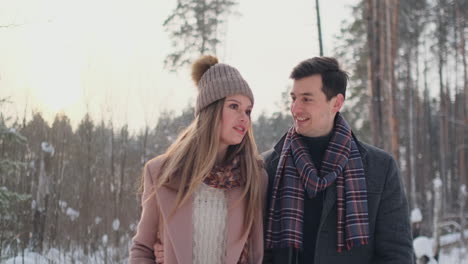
373 156 414 264
129 163 160 264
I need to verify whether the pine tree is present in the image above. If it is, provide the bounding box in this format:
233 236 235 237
163 0 238 71
0 98 30 258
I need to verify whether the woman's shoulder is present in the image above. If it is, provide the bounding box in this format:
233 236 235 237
145 154 168 180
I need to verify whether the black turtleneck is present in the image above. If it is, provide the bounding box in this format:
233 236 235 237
299 132 332 264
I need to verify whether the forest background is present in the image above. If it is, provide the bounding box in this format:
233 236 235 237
1 0 467 263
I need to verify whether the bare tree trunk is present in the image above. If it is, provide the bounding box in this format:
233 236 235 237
113 125 128 249
366 0 400 159
406 52 417 208
315 0 323 55
367 0 385 149
387 0 400 161
142 125 149 166
50 129 66 249
78 115 94 256
459 185 466 245
32 143 53 253
433 176 442 260
455 0 467 188
436 2 449 213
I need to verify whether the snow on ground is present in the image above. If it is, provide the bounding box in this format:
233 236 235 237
414 236 435 259
4 246 129 264
441 230 468 246
4 232 467 263
439 246 468 264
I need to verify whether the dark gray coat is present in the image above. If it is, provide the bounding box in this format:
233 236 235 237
262 134 414 264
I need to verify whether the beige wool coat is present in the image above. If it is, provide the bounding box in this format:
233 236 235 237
129 155 266 264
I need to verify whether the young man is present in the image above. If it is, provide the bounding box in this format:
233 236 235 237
263 57 413 264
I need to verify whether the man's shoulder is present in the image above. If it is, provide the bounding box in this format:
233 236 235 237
261 148 276 162
356 139 400 192
261 133 287 163
357 139 395 164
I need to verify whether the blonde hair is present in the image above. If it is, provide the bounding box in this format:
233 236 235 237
153 98 263 236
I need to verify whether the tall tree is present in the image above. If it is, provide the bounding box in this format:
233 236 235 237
454 0 467 189
334 1 371 141
315 0 324 55
76 113 95 255
365 0 400 160
163 0 238 71
0 99 30 258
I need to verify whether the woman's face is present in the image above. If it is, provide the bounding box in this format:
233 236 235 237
219 94 252 148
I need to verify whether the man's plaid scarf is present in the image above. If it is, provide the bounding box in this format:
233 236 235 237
265 113 369 252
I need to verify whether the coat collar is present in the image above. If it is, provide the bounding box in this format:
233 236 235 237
156 184 248 264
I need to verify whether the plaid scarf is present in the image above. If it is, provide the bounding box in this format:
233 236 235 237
265 113 369 252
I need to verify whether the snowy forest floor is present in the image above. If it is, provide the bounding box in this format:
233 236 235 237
2 233 468 264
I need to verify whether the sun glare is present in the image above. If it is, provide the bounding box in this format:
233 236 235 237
24 7 85 114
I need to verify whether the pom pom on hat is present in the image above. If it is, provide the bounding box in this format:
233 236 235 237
191 55 219 87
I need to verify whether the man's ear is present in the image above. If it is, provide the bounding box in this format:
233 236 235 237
332 94 344 113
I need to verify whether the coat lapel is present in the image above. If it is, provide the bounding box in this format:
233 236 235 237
320 182 337 225
156 186 193 264
157 184 249 264
225 186 248 264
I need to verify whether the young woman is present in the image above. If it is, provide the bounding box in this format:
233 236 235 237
129 55 266 264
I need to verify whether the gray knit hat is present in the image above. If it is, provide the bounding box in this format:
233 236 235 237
192 55 254 115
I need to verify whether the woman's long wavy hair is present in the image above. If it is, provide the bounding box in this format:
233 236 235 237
153 98 262 236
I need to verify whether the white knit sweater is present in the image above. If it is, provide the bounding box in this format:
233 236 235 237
192 183 228 264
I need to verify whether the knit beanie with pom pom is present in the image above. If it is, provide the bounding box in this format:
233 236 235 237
192 55 254 115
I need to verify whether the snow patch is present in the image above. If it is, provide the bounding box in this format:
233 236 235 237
66 207 79 221
413 236 434 258
59 200 68 211
112 219 120 231
460 184 467 195
411 208 423 223
433 177 442 188
102 234 108 245
41 142 55 155
440 230 468 246
5 251 47 264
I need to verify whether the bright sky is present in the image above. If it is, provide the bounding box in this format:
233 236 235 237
0 0 358 131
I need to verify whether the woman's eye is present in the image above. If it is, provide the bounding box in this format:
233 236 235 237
229 104 238 110
246 110 252 116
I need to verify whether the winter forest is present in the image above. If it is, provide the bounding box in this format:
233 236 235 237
1 0 467 263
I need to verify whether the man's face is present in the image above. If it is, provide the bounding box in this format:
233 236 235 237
290 74 343 137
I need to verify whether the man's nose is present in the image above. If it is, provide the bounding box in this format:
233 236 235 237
291 101 299 114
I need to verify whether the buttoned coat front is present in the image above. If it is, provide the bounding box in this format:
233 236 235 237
129 155 265 264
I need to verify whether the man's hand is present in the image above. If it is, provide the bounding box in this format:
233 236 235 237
154 242 164 264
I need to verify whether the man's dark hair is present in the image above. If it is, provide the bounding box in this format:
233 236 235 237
290 57 349 100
